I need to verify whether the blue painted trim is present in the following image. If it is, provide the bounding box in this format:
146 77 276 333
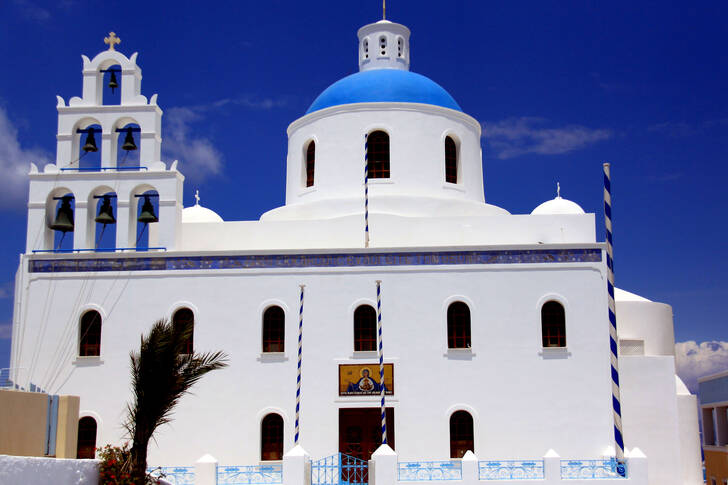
59 166 148 172
45 395 59 456
32 247 166 254
28 248 601 273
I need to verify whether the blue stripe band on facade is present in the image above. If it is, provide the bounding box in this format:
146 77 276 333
28 248 602 273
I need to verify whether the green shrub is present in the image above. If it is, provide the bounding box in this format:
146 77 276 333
98 443 160 484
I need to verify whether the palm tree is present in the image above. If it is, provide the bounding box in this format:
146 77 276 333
124 318 228 483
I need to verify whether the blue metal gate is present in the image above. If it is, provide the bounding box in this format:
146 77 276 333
311 453 368 485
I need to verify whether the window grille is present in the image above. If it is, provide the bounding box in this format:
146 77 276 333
450 411 474 458
367 131 390 179
445 136 457 183
173 308 194 355
261 414 284 461
541 301 566 348
77 417 97 459
447 302 471 349
354 305 377 351
306 141 315 187
263 306 285 353
79 311 102 357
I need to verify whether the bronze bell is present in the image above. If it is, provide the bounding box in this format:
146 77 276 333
82 130 98 153
50 197 74 233
137 195 158 224
95 195 116 225
121 127 137 151
108 71 119 93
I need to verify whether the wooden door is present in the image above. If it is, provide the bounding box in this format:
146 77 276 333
339 408 394 461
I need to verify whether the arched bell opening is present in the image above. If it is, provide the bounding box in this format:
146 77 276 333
113 120 141 168
72 120 102 170
45 188 75 252
99 62 121 106
88 187 117 252
132 188 159 251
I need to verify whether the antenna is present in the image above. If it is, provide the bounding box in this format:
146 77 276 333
383 0 386 20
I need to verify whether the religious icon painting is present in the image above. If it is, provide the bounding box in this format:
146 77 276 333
339 363 394 396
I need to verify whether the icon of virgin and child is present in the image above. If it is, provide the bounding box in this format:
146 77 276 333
345 367 387 394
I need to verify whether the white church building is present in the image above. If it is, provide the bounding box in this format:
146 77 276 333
8 17 702 485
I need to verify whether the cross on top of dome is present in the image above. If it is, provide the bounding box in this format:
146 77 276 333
104 32 120 51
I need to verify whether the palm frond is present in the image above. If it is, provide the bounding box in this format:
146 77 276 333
124 318 228 481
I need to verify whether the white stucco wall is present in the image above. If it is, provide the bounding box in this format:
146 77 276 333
12 254 615 467
0 455 99 485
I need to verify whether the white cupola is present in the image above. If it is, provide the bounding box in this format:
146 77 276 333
358 20 411 72
531 183 586 215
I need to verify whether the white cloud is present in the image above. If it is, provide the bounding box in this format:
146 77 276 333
161 96 287 181
0 322 12 339
211 96 288 110
483 116 612 160
0 106 51 210
162 107 224 182
12 0 50 22
675 341 728 393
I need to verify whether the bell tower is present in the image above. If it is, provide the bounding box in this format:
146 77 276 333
26 33 184 254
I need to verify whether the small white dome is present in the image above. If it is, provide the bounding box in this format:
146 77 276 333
614 288 652 302
182 204 223 223
182 191 223 223
531 196 585 215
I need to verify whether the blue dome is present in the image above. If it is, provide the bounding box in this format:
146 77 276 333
306 69 462 114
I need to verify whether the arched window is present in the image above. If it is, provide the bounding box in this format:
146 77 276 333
367 131 390 179
79 310 102 357
77 416 97 459
261 413 284 461
263 306 285 353
447 302 471 349
445 136 457 184
173 308 194 355
306 141 315 187
450 411 474 458
541 301 566 348
354 305 377 351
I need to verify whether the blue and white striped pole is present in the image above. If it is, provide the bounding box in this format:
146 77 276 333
604 163 626 473
295 284 304 445
376 280 387 445
364 134 370 248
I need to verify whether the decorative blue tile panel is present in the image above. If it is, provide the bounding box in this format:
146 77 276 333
478 460 544 480
560 459 627 479
398 461 462 481
147 466 195 485
29 248 601 274
218 464 283 484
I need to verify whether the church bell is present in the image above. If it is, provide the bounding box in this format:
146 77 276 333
137 195 159 224
108 71 119 93
50 197 74 233
121 127 137 151
82 130 98 153
95 195 116 225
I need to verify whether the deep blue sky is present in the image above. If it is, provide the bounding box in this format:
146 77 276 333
0 1 726 371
